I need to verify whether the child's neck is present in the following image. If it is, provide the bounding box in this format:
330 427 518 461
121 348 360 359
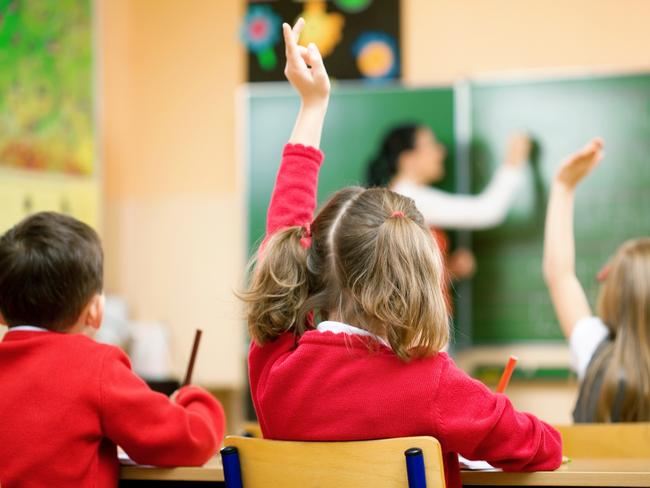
67 322 97 337
327 310 388 342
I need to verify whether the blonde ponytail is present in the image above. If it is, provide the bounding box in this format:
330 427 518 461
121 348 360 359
240 226 310 344
240 186 450 361
331 188 450 361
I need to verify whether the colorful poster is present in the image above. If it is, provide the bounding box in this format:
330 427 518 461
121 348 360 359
0 0 94 176
242 0 400 82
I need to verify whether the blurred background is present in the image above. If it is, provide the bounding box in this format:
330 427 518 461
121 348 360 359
1 0 649 432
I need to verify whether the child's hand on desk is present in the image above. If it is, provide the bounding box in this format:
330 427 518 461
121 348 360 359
282 18 330 108
169 390 180 403
555 138 604 189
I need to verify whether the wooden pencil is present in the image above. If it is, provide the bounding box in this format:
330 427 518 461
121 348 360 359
182 329 203 386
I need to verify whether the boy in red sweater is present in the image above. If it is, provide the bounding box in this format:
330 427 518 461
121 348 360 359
0 212 225 488
241 20 562 488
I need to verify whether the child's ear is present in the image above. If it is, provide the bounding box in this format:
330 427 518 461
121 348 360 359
84 293 105 331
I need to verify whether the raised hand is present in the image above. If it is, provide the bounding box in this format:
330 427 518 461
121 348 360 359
283 18 330 107
504 132 532 168
555 138 604 189
448 248 476 280
542 138 603 339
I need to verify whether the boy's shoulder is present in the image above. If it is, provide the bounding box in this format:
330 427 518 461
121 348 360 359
32 332 130 368
58 335 135 381
70 334 129 362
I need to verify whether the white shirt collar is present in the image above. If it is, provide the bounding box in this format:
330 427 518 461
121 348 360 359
316 320 390 348
6 325 50 333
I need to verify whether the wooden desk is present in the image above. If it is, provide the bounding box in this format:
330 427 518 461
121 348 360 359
120 458 650 487
120 457 224 485
461 459 650 487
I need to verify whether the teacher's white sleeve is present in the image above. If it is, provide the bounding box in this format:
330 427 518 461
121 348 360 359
392 166 524 230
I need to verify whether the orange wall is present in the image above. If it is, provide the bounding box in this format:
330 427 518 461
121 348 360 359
403 0 650 84
99 0 245 387
102 0 241 199
98 0 650 389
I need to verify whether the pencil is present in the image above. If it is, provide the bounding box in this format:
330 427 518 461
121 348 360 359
182 329 203 386
496 355 518 393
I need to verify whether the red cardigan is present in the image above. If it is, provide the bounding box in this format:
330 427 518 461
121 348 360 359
0 330 225 488
249 144 562 488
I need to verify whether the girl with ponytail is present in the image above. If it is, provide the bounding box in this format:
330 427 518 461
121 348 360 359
241 19 561 488
544 138 650 422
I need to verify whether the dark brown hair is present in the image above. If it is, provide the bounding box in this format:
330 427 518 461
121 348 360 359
0 212 104 331
241 187 449 361
366 124 420 187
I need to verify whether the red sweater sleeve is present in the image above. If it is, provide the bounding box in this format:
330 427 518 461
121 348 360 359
434 356 562 471
265 143 324 239
99 348 225 466
250 144 322 433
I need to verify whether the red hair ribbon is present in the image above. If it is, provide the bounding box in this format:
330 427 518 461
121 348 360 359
299 222 312 249
391 211 405 218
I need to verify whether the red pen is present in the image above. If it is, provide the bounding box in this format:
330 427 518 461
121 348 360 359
496 355 518 393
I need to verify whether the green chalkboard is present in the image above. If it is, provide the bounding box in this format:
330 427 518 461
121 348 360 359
470 74 650 343
245 84 455 253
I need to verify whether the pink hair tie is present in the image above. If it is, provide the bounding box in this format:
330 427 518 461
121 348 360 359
299 222 312 249
391 211 405 218
597 263 610 282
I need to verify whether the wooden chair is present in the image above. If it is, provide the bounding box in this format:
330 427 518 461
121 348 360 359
555 423 650 458
240 422 262 439
221 435 446 488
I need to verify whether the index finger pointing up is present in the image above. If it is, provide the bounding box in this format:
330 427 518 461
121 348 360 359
292 17 305 38
282 22 302 65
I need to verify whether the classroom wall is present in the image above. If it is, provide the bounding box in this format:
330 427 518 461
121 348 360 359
402 0 650 84
97 0 650 419
400 0 650 423
98 0 245 388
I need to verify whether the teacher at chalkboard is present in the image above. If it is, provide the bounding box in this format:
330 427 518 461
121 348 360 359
366 125 530 281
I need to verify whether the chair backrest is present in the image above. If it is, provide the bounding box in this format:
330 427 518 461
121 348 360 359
240 422 263 439
223 435 446 488
555 423 650 458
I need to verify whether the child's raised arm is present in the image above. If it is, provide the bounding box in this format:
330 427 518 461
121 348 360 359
284 19 330 148
543 138 604 337
265 19 330 238
245 20 331 387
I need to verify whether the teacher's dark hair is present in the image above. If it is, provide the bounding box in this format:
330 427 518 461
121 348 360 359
366 124 420 187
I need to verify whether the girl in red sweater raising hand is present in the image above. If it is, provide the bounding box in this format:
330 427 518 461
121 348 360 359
241 20 562 488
